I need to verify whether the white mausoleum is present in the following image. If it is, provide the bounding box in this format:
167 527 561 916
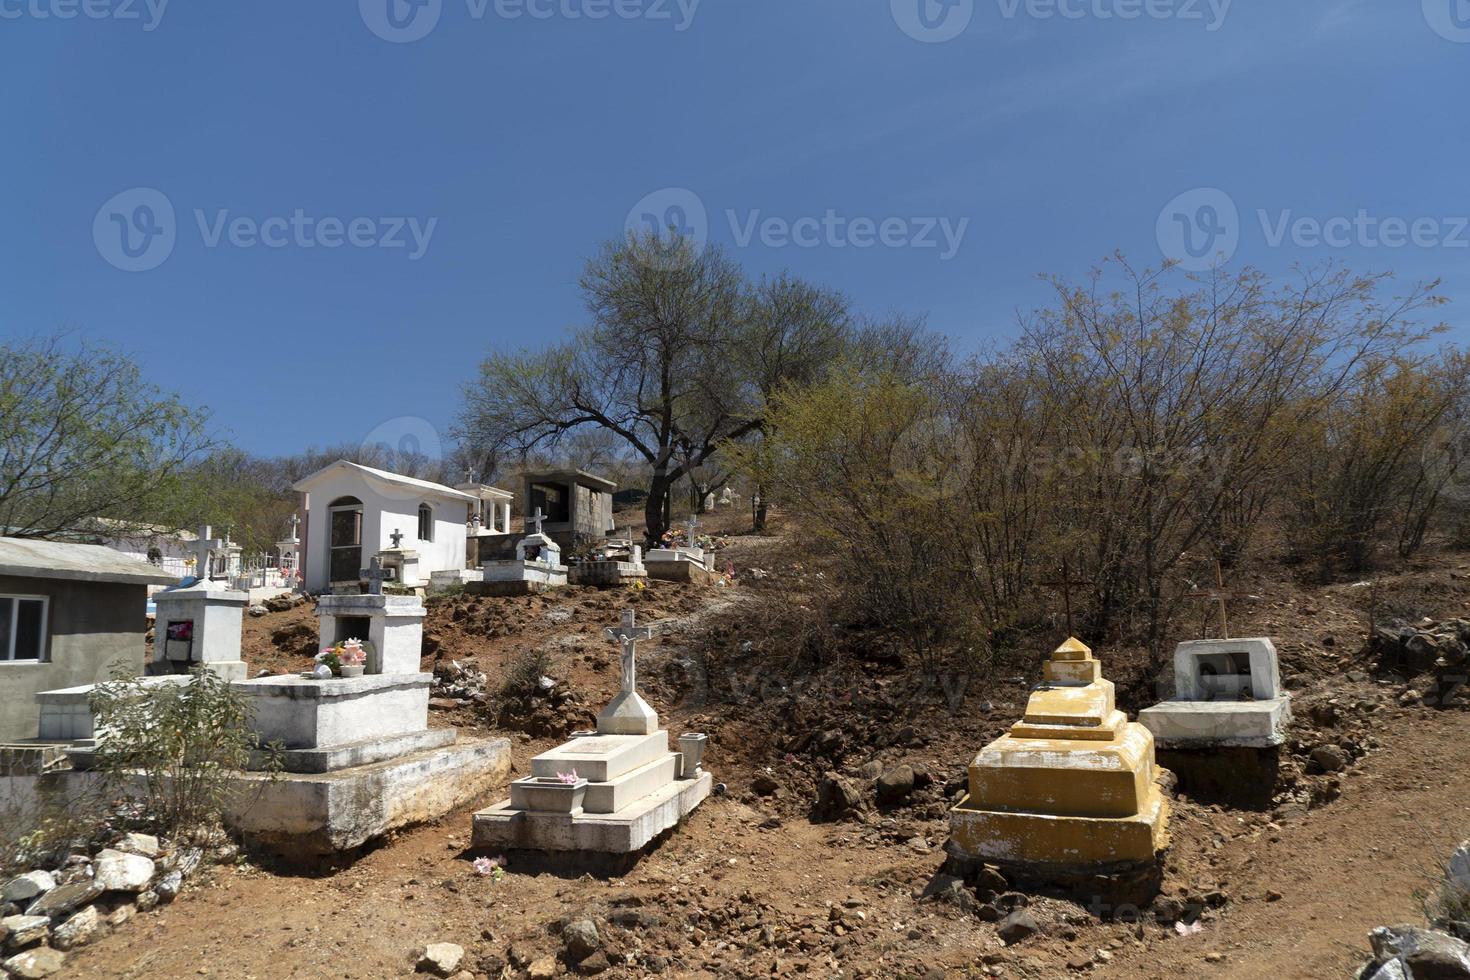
293 461 478 593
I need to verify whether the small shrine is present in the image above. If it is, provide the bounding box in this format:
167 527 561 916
475 508 569 596
472 610 711 857
949 637 1170 874
151 526 249 681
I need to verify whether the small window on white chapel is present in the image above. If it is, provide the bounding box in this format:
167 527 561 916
0 595 48 662
417 504 434 542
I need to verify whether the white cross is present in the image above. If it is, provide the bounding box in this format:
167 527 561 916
360 557 396 596
605 609 654 696
685 515 700 546
466 466 480 485
530 507 545 536
193 525 224 580
288 513 301 538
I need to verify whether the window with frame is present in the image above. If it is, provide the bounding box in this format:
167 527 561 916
417 504 434 542
0 595 48 662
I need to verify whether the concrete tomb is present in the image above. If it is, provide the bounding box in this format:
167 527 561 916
473 610 711 855
473 509 569 596
570 531 648 588
645 516 717 585
1137 637 1291 749
949 637 1170 872
315 558 426 676
523 468 617 552
152 526 249 682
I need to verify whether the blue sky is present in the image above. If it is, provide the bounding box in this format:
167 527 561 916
1 0 1466 457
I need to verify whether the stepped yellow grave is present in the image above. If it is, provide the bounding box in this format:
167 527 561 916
949 638 1170 869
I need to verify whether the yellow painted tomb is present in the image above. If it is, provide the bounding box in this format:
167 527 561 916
949 638 1170 869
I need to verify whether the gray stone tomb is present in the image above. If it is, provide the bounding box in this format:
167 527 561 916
1137 637 1292 748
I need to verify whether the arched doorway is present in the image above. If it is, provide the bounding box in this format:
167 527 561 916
328 496 363 584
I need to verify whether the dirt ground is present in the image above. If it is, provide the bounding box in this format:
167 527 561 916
61 514 1470 980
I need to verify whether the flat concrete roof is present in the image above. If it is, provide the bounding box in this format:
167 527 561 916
525 469 618 493
0 538 180 586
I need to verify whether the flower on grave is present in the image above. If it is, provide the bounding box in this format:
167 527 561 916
555 770 579 785
338 639 366 667
473 856 505 880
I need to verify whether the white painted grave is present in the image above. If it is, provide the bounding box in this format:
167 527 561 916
1138 637 1292 748
478 508 569 594
152 526 249 682
473 610 711 854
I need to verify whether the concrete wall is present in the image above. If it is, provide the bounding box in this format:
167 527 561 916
300 470 470 592
0 574 147 742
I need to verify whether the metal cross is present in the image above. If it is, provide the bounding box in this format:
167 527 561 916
389 528 405 548
605 609 654 695
360 556 396 595
193 525 225 581
1041 557 1092 638
530 507 545 536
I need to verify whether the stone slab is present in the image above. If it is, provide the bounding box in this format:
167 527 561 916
530 732 667 783
253 728 456 774
569 561 648 588
472 771 712 854
644 559 718 585
232 673 432 751
481 560 568 585
582 753 679 815
226 736 512 858
1137 697 1291 748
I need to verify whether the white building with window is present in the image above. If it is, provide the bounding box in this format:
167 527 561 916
0 537 177 742
293 461 478 593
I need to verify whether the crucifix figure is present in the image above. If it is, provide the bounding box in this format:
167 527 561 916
597 608 660 735
530 507 545 537
192 525 225 581
1042 556 1092 638
605 609 654 696
389 528 405 549
360 556 396 596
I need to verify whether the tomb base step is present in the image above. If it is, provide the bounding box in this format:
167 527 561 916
948 780 1171 869
644 560 717 585
467 579 568 597
252 728 457 774
226 736 512 860
472 771 712 854
1136 698 1291 748
569 562 648 588
530 731 667 783
510 753 680 815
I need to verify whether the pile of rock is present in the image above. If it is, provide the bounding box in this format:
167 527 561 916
263 592 311 614
431 660 489 708
1358 841 1470 979
1 831 207 978
1371 620 1470 706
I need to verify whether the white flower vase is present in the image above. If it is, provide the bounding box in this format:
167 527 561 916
340 665 365 679
678 733 709 778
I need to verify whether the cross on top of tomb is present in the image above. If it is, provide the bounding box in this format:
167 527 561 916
360 556 396 596
605 609 655 696
390 528 405 549
1188 559 1252 639
466 466 480 485
288 513 301 539
192 525 225 581
530 507 545 536
685 515 700 546
1041 556 1092 639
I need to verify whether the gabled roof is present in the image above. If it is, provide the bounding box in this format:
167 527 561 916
0 538 180 586
292 460 479 504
